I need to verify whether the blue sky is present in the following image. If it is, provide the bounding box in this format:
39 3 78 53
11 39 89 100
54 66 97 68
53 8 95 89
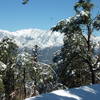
0 0 100 32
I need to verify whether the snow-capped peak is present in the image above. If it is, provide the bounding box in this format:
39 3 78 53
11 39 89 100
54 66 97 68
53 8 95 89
0 28 64 49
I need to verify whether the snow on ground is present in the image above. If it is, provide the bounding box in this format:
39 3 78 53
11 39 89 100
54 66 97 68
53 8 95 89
25 84 100 100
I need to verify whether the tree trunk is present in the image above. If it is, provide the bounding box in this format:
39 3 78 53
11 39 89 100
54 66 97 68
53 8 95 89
3 67 15 100
23 68 26 98
87 24 96 84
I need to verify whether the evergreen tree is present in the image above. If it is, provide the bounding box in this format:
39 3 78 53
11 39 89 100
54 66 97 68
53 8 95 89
52 0 100 88
0 37 18 100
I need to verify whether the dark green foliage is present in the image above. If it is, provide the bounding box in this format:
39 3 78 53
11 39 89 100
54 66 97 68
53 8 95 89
0 37 18 100
52 0 100 88
0 37 18 64
22 0 29 5
93 15 100 30
74 0 94 12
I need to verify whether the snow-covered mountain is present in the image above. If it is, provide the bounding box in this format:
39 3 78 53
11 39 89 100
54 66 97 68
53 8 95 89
0 29 64 48
0 29 100 64
0 29 64 64
25 84 100 100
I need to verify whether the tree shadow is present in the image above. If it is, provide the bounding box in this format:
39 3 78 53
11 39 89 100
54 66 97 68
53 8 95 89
69 84 100 100
25 84 100 100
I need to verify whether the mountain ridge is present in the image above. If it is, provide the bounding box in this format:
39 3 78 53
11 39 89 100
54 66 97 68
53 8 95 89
0 28 100 64
0 28 64 49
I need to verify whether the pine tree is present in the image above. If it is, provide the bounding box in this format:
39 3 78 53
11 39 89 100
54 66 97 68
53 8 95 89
0 37 18 100
52 0 100 88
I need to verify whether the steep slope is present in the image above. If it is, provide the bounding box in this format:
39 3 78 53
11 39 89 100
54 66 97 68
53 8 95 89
25 84 100 100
